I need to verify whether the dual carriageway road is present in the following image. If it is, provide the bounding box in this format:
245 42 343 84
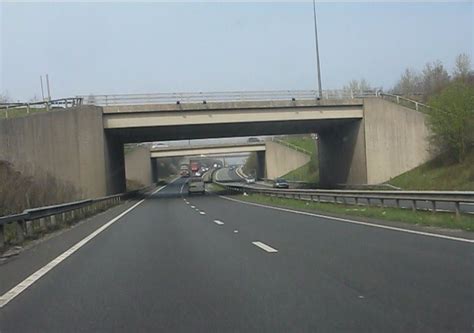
0 177 473 332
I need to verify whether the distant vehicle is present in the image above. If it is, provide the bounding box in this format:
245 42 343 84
213 163 222 169
195 172 202 177
190 161 200 173
247 137 260 143
245 177 255 184
273 178 289 189
180 169 190 177
188 177 205 195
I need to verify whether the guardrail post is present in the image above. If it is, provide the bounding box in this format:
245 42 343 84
412 200 417 212
395 199 400 208
396 96 400 104
39 218 46 231
430 201 436 213
0 224 5 250
15 221 25 243
27 104 30 114
381 199 385 208
25 221 34 238
51 215 57 228
415 102 419 111
454 202 461 219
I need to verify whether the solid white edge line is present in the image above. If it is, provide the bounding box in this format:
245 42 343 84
219 195 474 244
252 241 278 253
0 183 173 309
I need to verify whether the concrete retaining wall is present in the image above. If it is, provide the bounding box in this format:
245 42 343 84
265 141 311 179
318 98 432 186
0 106 125 200
125 146 153 188
363 98 432 184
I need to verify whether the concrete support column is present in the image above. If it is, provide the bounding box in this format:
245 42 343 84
104 133 126 194
318 120 367 187
0 224 5 249
256 151 266 179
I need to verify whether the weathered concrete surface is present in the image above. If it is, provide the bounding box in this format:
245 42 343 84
150 142 265 158
102 98 364 113
318 98 431 186
318 120 368 187
125 146 153 188
0 106 125 200
265 141 311 179
363 98 432 184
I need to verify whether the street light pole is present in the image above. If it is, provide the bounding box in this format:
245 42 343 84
312 0 323 99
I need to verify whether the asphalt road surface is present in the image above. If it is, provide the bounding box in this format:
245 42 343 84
0 178 473 332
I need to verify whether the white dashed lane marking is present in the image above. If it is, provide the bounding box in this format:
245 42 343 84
213 220 224 225
252 241 278 253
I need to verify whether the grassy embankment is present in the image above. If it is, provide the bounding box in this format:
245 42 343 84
238 193 474 232
387 151 474 190
207 183 473 231
280 135 319 183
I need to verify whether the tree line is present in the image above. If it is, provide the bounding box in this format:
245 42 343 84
347 53 473 163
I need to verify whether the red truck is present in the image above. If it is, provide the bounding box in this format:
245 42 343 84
190 161 200 174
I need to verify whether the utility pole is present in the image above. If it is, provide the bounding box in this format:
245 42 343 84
40 76 45 101
45 74 51 101
312 0 323 99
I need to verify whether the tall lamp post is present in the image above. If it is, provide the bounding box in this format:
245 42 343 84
312 0 323 99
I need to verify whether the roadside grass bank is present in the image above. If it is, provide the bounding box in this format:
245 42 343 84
388 150 474 190
280 135 319 183
236 193 474 232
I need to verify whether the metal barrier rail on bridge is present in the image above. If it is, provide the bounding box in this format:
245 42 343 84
0 98 83 119
78 89 381 106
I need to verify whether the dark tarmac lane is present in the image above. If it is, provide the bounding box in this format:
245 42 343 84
0 178 473 332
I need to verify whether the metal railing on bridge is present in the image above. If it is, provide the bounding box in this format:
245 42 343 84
78 89 381 106
0 90 432 119
0 98 83 119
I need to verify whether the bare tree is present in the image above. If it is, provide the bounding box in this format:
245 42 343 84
0 92 10 104
420 60 450 100
392 68 422 96
453 53 472 81
343 79 372 93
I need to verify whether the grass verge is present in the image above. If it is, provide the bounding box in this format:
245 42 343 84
280 135 319 183
237 193 474 232
388 151 474 190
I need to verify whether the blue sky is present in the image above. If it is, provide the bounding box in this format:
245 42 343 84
1 1 473 101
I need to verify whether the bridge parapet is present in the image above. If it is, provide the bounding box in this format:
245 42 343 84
79 89 379 107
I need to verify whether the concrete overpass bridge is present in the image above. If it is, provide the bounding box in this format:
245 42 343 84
149 142 266 158
0 90 432 200
148 141 310 180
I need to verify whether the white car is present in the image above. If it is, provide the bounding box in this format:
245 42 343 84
188 177 205 195
245 177 256 184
